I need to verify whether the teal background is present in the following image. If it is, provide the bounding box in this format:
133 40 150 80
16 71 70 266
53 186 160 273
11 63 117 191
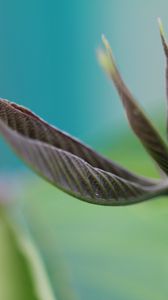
1 2 168 300
0 0 168 169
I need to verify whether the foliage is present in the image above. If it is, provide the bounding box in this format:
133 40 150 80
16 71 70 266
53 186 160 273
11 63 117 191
0 22 168 206
0 19 168 300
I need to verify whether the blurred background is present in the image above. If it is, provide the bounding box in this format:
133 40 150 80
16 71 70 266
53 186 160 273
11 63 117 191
0 1 168 299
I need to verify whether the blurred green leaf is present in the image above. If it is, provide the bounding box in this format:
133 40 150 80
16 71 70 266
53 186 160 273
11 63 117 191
0 206 56 300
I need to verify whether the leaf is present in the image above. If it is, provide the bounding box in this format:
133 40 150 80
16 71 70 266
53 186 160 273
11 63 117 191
98 34 168 175
0 206 56 300
158 18 168 134
0 99 154 186
12 224 57 300
0 99 167 206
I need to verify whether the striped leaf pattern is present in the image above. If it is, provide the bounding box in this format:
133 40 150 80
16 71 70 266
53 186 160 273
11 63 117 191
0 99 168 206
0 100 156 186
1 22 168 205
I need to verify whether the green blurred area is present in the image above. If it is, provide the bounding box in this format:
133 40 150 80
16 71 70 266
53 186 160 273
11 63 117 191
1 1 168 299
0 209 39 300
0 143 166 300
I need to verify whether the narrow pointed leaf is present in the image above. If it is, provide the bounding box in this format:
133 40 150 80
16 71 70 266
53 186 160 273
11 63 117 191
0 99 167 206
98 35 168 175
158 18 168 135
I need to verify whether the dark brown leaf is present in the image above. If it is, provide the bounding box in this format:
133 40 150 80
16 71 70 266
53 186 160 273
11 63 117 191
98 34 168 175
0 99 166 206
158 18 168 134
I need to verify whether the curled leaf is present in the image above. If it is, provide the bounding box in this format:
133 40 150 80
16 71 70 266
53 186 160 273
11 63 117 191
0 99 166 206
1 25 168 206
0 99 154 186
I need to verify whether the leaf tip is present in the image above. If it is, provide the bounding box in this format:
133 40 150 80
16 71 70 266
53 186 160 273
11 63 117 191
101 34 111 52
97 34 116 77
158 17 165 37
158 17 168 57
